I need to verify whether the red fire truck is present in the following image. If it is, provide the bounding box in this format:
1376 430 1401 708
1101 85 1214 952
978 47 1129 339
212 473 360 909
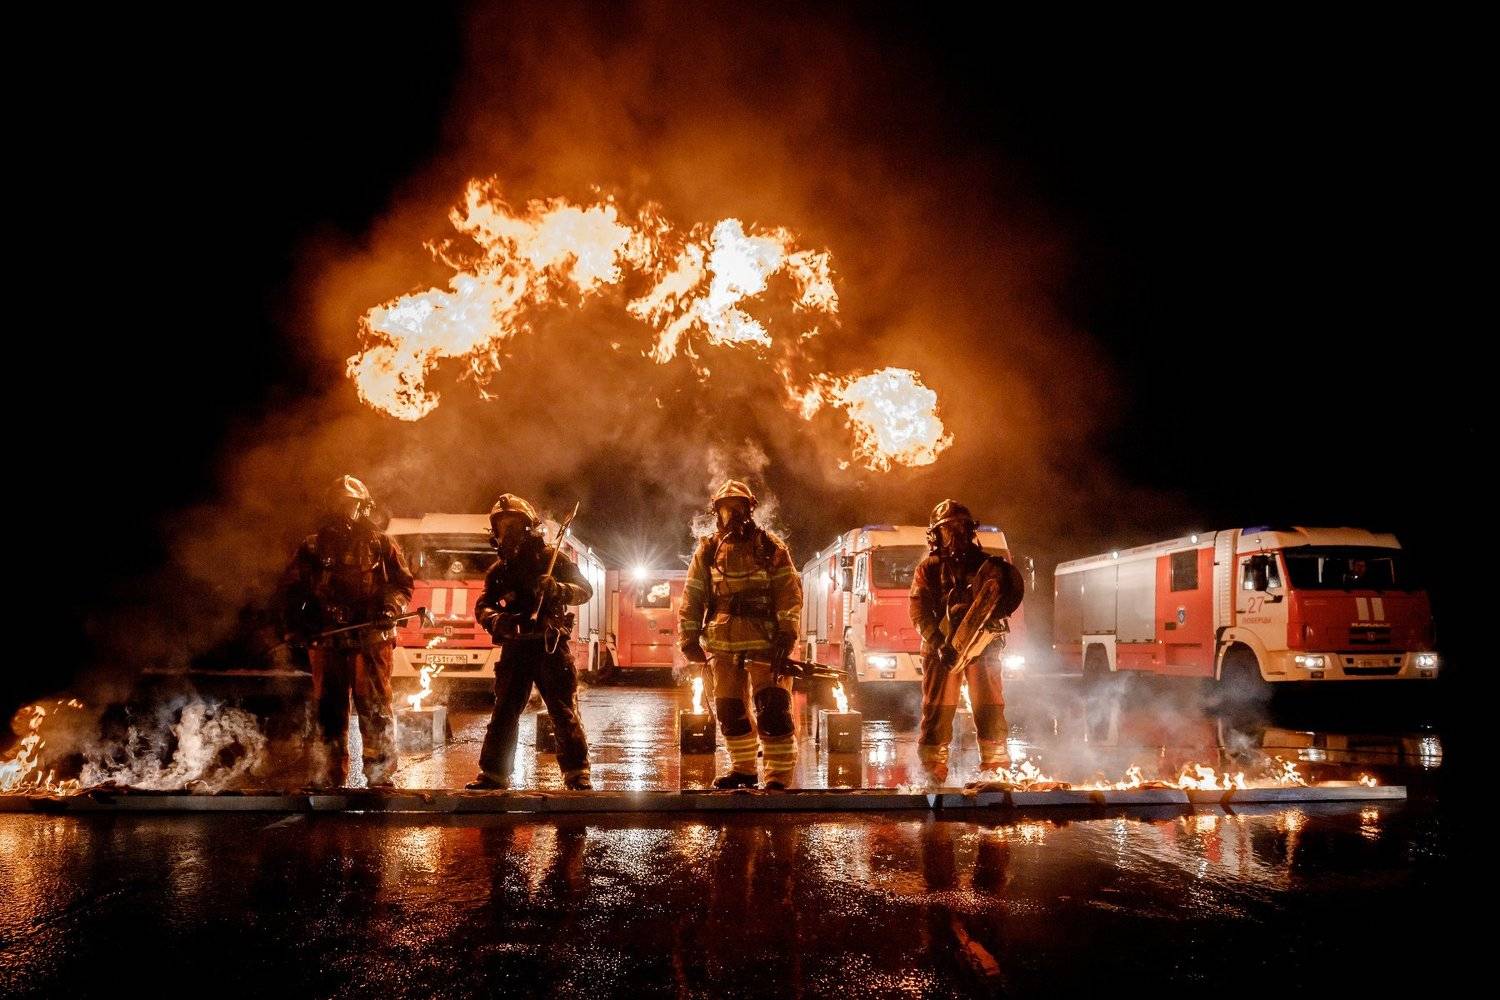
385 513 609 690
800 524 1034 700
590 568 688 681
1052 526 1438 686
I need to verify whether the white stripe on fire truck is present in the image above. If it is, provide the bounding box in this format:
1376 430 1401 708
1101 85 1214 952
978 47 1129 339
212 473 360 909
430 588 448 616
1372 597 1384 620
1355 597 1369 620
451 587 469 618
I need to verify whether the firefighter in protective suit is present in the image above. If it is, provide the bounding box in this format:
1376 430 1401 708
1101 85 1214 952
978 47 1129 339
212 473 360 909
281 475 414 788
467 494 595 791
910 499 1020 784
678 480 804 790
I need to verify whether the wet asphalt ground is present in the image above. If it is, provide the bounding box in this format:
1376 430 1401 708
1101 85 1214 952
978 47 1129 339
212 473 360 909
1 674 1455 996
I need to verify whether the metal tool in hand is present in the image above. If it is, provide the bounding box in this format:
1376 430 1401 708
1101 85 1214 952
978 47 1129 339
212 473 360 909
274 607 433 652
315 606 434 639
743 654 847 683
531 500 581 623
941 557 1025 674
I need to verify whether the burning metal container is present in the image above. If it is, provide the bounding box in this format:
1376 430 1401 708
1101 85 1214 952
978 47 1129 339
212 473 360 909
679 676 715 754
396 706 451 752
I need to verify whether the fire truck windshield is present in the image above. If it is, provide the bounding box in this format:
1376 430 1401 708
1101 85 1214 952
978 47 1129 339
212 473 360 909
870 545 927 589
1282 546 1419 592
398 534 495 580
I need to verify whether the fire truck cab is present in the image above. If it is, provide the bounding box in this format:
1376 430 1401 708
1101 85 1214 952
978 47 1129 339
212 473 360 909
801 524 1032 696
1053 527 1438 684
385 513 609 690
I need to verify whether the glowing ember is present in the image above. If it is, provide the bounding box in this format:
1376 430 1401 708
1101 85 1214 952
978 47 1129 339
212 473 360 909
346 182 949 470
830 682 850 714
690 676 705 715
1358 774 1378 787
407 664 445 711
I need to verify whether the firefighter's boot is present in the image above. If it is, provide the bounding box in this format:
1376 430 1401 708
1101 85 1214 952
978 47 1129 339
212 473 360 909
563 769 593 791
918 743 950 786
977 738 1012 779
713 770 759 789
714 697 760 789
465 773 510 791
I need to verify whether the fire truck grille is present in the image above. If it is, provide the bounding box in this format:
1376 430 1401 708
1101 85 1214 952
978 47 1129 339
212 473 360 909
1344 665 1401 676
1347 626 1391 646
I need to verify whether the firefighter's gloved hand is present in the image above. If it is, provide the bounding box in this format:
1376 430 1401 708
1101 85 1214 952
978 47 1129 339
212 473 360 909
538 575 570 604
482 610 518 640
938 644 959 668
372 610 398 630
771 632 796 664
679 637 708 664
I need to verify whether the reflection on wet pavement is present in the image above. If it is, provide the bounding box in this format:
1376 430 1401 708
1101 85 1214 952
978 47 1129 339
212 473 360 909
0 800 1450 996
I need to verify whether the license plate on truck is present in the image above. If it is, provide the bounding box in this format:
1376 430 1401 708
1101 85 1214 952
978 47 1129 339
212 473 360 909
427 653 471 665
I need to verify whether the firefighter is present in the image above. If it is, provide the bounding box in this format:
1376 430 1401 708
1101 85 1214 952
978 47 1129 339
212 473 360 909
281 475 414 788
909 499 1021 784
678 480 804 790
467 494 595 791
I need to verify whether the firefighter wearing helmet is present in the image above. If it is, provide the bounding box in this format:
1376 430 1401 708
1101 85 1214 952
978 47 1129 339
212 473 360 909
467 493 596 791
909 499 1023 783
280 475 414 788
678 480 804 790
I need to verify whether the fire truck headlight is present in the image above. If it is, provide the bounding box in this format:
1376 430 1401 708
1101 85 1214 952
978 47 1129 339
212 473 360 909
1416 653 1439 670
1002 654 1026 671
867 654 897 670
1295 654 1327 670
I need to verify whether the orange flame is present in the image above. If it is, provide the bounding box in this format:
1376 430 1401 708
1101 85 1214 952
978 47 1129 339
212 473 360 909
830 682 849 714
690 676 705 715
346 183 951 470
794 368 953 471
406 664 444 712
1272 759 1308 786
1 700 85 796
1174 763 1247 791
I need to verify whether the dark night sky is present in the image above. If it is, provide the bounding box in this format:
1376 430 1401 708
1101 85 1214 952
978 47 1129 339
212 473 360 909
12 5 1477 713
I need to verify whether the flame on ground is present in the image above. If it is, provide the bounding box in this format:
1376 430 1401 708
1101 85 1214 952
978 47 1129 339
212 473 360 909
0 702 80 795
690 676 704 715
3 697 268 796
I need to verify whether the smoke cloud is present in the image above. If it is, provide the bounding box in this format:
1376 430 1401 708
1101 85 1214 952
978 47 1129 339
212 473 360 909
79 3 1191 681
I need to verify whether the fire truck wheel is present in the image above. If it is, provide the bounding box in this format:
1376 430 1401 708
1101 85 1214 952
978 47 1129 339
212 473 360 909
1082 644 1111 688
1217 646 1270 705
843 647 865 708
583 648 619 686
